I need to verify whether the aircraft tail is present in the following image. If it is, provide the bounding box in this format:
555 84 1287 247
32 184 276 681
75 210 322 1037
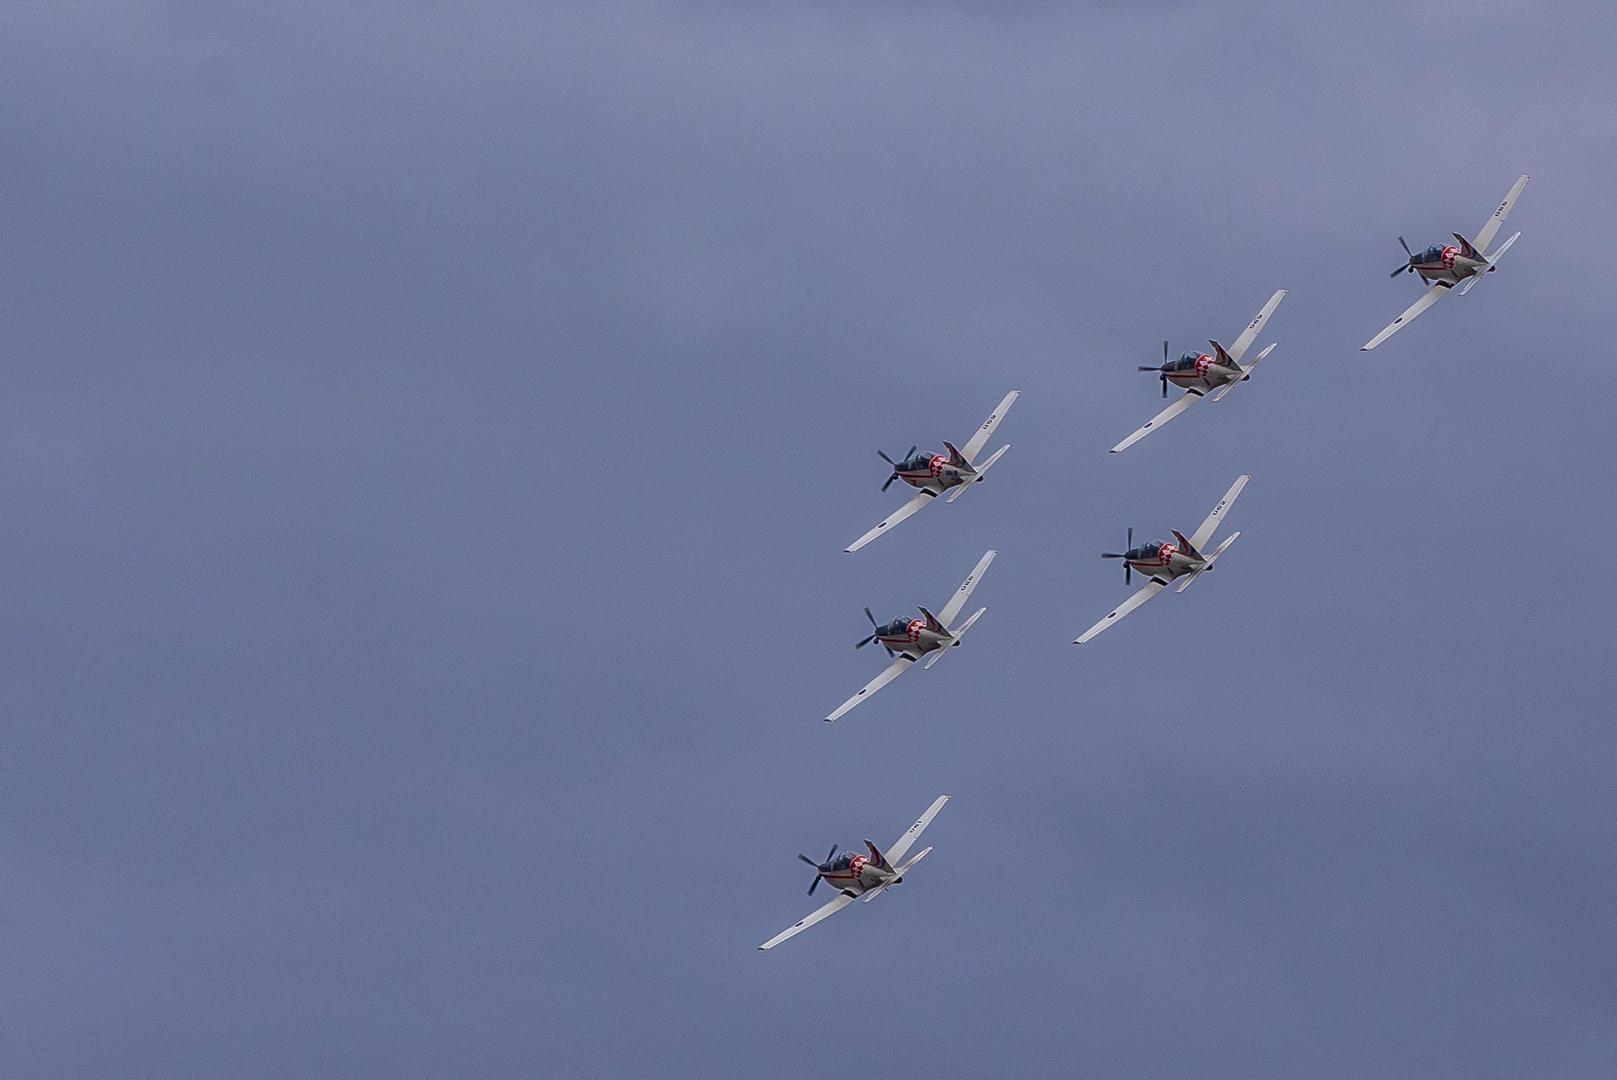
917 605 948 635
941 440 976 472
1209 339 1238 370
1452 232 1485 263
863 839 890 870
1170 529 1204 561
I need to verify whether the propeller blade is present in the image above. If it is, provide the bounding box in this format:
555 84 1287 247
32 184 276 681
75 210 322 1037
1137 365 1161 372
1163 339 1169 364
808 874 821 895
864 607 878 628
1160 374 1168 399
1398 235 1413 257
855 633 876 649
905 446 917 459
798 853 819 867
881 473 897 492
1101 553 1124 559
1125 527 1133 585
876 449 895 465
826 844 838 861
1389 263 1408 278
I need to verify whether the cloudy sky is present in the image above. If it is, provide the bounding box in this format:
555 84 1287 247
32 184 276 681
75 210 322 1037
4 3 1616 1077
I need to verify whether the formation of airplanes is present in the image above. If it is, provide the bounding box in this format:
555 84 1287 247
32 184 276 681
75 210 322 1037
758 176 1530 951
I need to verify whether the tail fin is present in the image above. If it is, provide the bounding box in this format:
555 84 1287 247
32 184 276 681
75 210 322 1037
1452 233 1485 262
1170 529 1204 561
941 440 976 472
863 840 890 870
1208 339 1238 370
917 605 948 635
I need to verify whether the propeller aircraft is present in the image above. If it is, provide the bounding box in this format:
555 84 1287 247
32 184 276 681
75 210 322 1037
1109 290 1286 455
758 795 950 951
1361 174 1529 350
825 549 996 722
1073 475 1250 645
844 390 1019 554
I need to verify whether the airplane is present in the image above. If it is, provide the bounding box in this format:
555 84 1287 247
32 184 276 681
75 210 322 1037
1073 475 1250 645
825 549 995 722
1361 174 1530 351
758 794 950 951
844 390 1020 554
1109 290 1286 455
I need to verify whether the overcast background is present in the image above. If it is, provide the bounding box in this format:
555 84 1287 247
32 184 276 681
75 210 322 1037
4 3 1617 1077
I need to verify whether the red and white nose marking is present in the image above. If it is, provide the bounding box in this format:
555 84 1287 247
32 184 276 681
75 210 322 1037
1195 354 1212 377
1441 245 1458 270
849 854 866 876
1157 543 1177 566
928 454 945 478
905 619 923 643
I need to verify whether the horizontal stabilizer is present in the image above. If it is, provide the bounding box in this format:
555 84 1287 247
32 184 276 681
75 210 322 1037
946 443 1009 503
1176 530 1239 593
924 607 985 669
1458 231 1520 295
1211 343 1275 403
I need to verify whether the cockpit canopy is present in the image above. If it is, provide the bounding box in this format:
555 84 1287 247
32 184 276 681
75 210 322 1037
1170 352 1204 371
828 852 857 870
1419 244 1448 262
899 451 934 471
1125 540 1167 559
879 618 911 637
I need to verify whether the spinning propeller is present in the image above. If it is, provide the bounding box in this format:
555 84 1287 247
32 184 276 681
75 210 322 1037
1101 526 1135 585
876 445 918 492
855 607 895 655
798 844 839 895
1137 340 1169 397
1390 235 1417 278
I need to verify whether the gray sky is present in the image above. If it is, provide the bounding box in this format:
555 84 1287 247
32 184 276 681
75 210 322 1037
4 3 1617 1077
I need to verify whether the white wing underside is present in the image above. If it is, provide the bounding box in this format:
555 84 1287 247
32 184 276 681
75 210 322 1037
937 549 997 626
886 794 951 866
826 656 911 722
1361 285 1447 351
1109 392 1201 454
1474 174 1530 253
960 390 1021 463
1074 579 1166 645
1190 474 1251 551
758 892 856 951
1228 289 1287 363
844 490 933 554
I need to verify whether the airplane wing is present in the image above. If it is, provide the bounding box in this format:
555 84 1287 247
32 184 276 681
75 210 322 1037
1361 285 1448 351
1227 289 1287 363
1108 392 1202 454
1473 174 1530 253
1210 343 1276 403
758 892 857 951
936 549 997 626
885 794 951 866
825 656 912 722
1189 474 1251 551
1073 579 1166 645
959 390 1021 464
844 490 934 554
